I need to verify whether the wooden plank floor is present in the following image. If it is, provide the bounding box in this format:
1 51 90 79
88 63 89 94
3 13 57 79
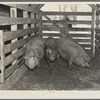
8 57 100 90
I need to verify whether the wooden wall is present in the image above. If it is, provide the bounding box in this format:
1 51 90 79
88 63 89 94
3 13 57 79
0 4 42 89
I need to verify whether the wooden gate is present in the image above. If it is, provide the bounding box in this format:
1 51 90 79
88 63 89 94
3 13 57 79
42 10 95 57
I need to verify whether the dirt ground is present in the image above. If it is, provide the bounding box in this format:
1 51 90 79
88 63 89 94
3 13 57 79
8 57 100 90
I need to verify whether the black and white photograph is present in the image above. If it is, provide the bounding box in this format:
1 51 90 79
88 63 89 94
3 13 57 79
0 1 100 98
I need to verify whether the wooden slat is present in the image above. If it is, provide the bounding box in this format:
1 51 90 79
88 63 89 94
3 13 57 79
42 11 92 16
69 34 91 37
42 20 91 24
0 30 5 83
43 25 91 31
43 37 59 41
0 64 27 90
0 17 39 26
4 35 34 54
43 33 91 37
2 4 39 13
5 47 26 67
43 33 60 37
74 39 91 42
4 27 39 41
79 44 91 48
70 28 91 31
5 58 24 79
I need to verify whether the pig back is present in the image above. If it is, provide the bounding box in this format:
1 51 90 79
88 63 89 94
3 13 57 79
57 37 79 60
25 36 44 60
57 37 90 60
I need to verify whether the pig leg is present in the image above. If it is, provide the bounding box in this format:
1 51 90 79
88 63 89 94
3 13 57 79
47 60 53 68
68 58 74 70
35 62 40 74
44 55 53 69
68 60 73 69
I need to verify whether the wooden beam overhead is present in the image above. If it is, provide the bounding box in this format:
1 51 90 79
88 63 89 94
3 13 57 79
28 4 38 9
36 4 45 9
30 4 44 10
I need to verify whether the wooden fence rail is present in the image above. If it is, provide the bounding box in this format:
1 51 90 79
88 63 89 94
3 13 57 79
42 20 91 24
42 11 92 16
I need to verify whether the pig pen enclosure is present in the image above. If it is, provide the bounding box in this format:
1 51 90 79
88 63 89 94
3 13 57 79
0 3 100 90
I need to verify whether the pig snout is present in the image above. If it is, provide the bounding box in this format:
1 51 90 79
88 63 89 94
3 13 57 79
24 36 44 70
24 57 39 70
46 48 57 62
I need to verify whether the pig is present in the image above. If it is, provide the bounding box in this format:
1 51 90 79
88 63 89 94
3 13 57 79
24 36 44 70
44 37 59 67
57 37 91 69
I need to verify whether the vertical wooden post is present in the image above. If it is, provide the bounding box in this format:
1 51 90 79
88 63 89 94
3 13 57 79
91 8 96 57
96 13 99 29
23 11 28 38
35 10 42 37
23 11 28 48
0 30 5 83
63 22 66 34
38 10 43 37
31 12 35 36
62 19 69 37
10 7 17 39
34 13 37 35
10 7 18 66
